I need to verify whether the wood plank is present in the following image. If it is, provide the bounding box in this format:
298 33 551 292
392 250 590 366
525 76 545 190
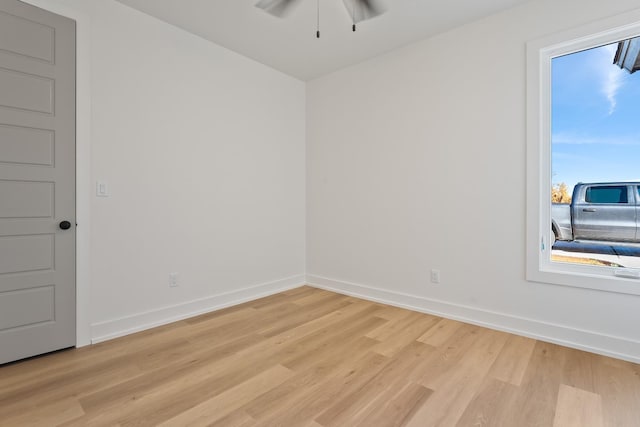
371 314 440 357
415 323 486 389
249 289 313 309
158 365 294 427
455 378 519 427
406 328 509 426
291 288 339 306
315 341 436 427
183 303 299 345
246 350 389 420
209 410 256 427
561 347 598 393
592 360 640 427
208 410 256 427
1 398 85 427
256 293 352 337
281 317 385 371
281 285 316 297
233 299 384 359
248 349 391 426
366 310 424 341
416 317 463 347
0 358 141 420
354 382 433 427
501 341 568 427
553 384 604 427
371 305 418 321
487 334 537 386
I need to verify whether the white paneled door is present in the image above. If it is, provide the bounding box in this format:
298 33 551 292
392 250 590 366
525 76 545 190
0 0 76 364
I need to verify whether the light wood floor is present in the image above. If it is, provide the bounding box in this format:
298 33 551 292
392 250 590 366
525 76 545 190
1 286 639 427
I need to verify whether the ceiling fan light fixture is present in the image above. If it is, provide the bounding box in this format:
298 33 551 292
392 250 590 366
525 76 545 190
255 0 385 37
342 0 385 24
255 0 302 18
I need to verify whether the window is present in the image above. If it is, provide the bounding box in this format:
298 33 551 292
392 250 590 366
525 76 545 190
526 10 640 295
585 186 628 204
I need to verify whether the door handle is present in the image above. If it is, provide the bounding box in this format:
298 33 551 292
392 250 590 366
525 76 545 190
582 208 597 212
59 220 72 230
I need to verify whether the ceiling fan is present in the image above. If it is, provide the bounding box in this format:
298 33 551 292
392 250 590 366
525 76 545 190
255 0 385 38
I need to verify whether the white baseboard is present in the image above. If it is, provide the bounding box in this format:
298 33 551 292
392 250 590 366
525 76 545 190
306 274 640 364
91 274 305 344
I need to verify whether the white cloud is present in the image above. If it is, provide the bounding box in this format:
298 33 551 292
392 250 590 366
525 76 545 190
600 44 626 115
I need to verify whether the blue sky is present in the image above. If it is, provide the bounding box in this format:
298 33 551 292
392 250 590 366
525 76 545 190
552 40 640 193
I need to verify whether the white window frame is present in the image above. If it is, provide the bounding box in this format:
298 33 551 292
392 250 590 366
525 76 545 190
526 9 640 296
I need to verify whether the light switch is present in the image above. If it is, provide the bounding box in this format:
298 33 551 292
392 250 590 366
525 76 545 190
96 180 109 197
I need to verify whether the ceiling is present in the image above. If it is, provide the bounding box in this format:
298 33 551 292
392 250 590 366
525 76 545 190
115 0 531 81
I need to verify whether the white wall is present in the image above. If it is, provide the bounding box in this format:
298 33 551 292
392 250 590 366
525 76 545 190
306 0 640 362
26 0 306 343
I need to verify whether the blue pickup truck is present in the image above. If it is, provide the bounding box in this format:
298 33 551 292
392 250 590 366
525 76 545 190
552 182 640 244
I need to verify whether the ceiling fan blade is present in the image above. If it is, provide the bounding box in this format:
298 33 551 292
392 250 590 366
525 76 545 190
255 0 302 18
342 0 385 23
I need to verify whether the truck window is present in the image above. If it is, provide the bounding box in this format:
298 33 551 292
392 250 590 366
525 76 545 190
585 186 628 204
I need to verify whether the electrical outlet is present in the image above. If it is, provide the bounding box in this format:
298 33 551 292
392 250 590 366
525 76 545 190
169 272 179 287
430 269 441 284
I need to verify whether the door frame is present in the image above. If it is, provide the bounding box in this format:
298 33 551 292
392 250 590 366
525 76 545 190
20 0 92 347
